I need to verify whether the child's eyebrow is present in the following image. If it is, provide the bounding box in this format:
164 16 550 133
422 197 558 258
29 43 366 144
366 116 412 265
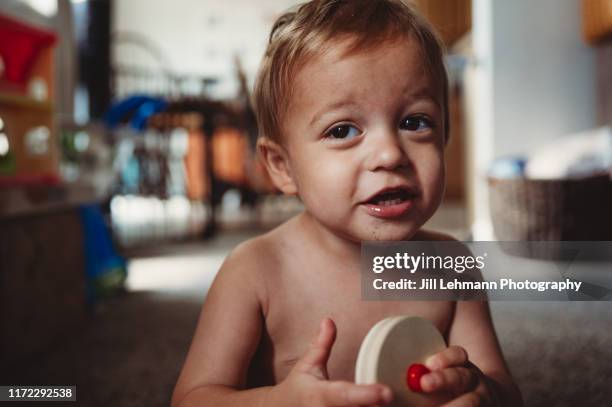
308 89 441 128
309 100 360 127
399 84 441 106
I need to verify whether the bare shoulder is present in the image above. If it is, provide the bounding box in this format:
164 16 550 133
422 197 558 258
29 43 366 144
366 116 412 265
172 226 292 387
413 228 458 241
216 217 299 304
226 216 298 271
215 232 275 297
171 223 297 403
223 232 277 274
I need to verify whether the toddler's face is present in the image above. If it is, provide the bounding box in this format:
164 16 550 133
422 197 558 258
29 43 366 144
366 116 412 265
282 38 446 241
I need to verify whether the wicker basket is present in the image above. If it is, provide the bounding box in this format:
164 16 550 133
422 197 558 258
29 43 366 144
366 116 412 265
488 173 612 242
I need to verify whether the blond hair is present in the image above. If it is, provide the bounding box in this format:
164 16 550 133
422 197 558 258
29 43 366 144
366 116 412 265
253 0 449 144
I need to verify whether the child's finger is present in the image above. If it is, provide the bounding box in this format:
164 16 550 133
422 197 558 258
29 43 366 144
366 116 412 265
420 367 477 394
425 346 468 370
293 318 337 377
322 381 393 406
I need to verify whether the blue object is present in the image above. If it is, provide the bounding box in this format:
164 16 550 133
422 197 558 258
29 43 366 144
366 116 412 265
79 204 127 303
105 95 167 130
489 156 527 179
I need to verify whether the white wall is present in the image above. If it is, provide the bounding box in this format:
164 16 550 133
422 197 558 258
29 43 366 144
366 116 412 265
492 0 596 156
112 0 299 99
469 0 597 239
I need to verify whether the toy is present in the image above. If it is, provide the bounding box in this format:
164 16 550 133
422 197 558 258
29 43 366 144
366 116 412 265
355 316 449 406
406 363 430 392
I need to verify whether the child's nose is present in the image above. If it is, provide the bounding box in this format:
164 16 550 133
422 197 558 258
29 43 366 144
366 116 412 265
365 128 410 172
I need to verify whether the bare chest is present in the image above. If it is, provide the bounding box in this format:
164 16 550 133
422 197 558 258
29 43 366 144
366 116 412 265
248 263 454 385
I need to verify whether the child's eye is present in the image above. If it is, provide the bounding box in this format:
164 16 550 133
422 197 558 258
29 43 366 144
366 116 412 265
325 124 361 140
400 115 434 132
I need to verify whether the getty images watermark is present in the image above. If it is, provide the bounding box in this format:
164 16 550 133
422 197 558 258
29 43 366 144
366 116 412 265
360 241 612 301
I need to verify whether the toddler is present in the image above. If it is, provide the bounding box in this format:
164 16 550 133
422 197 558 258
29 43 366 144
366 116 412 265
172 1 522 406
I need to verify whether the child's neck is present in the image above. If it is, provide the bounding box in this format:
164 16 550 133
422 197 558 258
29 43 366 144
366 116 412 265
297 211 362 269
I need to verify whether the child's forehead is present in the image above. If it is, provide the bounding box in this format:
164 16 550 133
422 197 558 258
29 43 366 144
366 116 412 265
305 34 421 66
288 37 442 105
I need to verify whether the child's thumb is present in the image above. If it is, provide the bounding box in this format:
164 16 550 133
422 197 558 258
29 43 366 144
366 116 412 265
294 317 337 379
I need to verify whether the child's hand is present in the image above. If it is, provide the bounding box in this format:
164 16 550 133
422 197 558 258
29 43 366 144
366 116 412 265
270 318 393 407
419 346 498 406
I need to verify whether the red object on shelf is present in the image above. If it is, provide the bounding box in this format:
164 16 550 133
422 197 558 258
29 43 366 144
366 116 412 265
0 173 61 187
406 363 430 392
0 13 57 84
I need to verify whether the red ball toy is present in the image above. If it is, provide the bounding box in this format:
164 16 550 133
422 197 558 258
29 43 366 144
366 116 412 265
406 363 430 392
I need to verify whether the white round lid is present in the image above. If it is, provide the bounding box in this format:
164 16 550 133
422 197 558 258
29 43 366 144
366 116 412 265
355 316 449 406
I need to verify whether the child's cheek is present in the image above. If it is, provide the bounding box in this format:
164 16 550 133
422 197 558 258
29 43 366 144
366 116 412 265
410 147 445 209
300 159 355 215
423 154 446 210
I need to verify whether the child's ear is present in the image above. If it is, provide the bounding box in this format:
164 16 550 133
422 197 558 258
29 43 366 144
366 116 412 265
257 137 298 195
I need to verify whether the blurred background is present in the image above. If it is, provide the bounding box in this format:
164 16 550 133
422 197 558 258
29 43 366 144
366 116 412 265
0 0 610 406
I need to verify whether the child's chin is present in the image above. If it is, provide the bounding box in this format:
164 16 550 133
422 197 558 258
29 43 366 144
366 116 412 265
355 224 420 242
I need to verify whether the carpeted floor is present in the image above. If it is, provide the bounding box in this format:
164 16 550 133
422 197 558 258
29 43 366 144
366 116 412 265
3 229 612 406
3 292 201 406
491 301 612 407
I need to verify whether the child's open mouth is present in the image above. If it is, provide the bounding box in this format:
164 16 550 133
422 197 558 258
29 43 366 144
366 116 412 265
361 187 418 219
